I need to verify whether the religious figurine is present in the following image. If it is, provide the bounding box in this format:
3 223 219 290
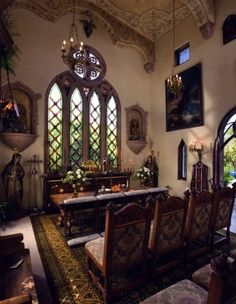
129 118 141 140
144 150 158 187
1 151 25 209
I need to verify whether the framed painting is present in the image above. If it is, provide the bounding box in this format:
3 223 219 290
166 63 203 132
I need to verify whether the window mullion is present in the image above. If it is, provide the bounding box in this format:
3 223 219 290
83 94 89 161
100 96 106 164
62 89 71 170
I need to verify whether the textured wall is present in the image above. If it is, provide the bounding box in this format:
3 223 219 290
149 0 236 196
0 9 151 209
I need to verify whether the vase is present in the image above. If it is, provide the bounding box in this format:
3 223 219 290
73 190 79 198
72 184 79 198
140 179 146 189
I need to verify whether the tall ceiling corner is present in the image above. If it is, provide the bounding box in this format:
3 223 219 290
181 0 215 39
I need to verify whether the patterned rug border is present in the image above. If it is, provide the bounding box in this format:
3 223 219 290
31 215 102 304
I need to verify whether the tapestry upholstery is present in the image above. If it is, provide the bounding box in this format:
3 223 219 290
111 222 146 266
154 212 185 252
140 279 208 304
85 203 151 303
188 204 212 239
214 198 233 230
148 196 186 254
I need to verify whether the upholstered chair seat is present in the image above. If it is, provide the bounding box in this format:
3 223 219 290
140 279 208 304
141 253 233 304
85 237 104 267
192 256 234 289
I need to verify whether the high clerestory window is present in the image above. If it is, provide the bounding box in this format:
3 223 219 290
175 43 190 66
45 45 121 173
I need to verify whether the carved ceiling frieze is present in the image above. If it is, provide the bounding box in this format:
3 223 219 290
8 0 214 72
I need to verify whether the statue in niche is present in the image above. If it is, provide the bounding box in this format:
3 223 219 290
1 151 25 210
129 118 144 141
144 150 158 187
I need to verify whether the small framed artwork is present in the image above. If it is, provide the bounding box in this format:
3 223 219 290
166 63 203 132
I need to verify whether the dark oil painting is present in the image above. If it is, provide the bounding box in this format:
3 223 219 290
166 63 203 132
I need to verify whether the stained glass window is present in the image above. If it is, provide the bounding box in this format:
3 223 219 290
46 46 120 173
89 92 101 165
47 83 63 170
107 96 118 167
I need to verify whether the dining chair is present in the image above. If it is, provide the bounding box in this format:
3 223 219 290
85 202 152 303
148 195 188 274
140 253 233 304
211 184 236 249
184 190 214 258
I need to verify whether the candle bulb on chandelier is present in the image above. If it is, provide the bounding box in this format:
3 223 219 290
200 140 204 150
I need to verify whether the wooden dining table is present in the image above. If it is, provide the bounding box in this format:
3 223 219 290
50 191 96 228
50 187 168 238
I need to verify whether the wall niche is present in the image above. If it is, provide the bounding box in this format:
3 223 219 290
0 81 41 151
125 105 148 154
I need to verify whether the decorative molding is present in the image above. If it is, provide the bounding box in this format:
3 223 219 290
181 0 215 38
8 0 215 69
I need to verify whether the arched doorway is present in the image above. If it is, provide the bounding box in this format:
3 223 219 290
213 107 236 187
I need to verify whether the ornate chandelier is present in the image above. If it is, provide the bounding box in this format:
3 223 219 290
167 0 183 96
61 0 84 68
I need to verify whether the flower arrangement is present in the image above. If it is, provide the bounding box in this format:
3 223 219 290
135 166 151 182
63 168 86 191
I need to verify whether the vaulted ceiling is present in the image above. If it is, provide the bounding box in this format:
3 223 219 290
7 0 215 71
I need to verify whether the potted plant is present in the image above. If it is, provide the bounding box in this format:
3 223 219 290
62 168 86 197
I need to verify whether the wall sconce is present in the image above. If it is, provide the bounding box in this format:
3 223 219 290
189 140 204 162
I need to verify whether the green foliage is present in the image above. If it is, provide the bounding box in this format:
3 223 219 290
0 45 21 74
0 201 8 226
0 14 21 74
224 138 236 185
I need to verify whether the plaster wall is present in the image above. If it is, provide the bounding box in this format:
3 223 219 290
150 0 236 196
0 9 151 209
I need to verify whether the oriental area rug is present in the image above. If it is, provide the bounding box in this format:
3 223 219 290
31 215 236 304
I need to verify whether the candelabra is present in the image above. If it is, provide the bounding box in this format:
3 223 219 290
189 140 204 162
61 0 84 69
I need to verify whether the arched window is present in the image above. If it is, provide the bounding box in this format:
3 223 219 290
178 139 187 180
223 15 236 44
45 46 121 173
213 107 236 187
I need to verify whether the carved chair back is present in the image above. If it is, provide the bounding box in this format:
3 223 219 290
185 190 214 241
212 186 235 232
149 196 187 256
85 202 152 302
104 202 152 271
210 185 236 248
